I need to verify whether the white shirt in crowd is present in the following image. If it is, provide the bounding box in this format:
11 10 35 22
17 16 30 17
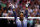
35 24 40 27
2 13 8 17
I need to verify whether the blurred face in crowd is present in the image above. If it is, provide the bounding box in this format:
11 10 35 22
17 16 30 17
3 10 7 13
0 10 2 15
1 7 4 11
20 13 24 20
39 10 40 12
36 19 39 24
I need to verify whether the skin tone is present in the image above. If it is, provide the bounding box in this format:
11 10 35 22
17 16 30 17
3 10 7 13
19 13 24 21
36 19 39 24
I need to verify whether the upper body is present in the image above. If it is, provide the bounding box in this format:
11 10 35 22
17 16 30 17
16 17 27 27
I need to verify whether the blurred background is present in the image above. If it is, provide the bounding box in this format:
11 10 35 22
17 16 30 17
27 19 40 27
0 0 27 27
0 0 40 27
0 0 28 17
28 0 40 17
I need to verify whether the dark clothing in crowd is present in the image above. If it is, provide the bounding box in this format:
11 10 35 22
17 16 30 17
0 14 2 17
39 5 40 9
8 20 17 27
0 19 8 27
0 19 17 27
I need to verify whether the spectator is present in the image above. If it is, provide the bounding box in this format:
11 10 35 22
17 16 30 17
0 0 27 17
28 0 40 17
2 10 8 17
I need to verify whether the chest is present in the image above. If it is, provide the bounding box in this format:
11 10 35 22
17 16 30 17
17 21 27 26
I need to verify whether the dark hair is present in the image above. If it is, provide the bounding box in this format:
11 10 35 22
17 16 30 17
0 5 1 10
19 12 24 16
20 12 24 14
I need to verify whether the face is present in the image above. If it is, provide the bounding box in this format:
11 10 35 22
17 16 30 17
4 10 7 13
20 13 24 19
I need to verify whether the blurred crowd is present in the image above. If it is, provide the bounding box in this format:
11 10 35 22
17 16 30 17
27 19 40 27
28 0 40 17
0 0 27 27
0 12 27 27
0 0 28 17
0 0 40 27
0 0 40 17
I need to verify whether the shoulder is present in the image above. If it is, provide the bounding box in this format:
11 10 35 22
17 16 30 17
16 17 20 22
24 17 27 22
